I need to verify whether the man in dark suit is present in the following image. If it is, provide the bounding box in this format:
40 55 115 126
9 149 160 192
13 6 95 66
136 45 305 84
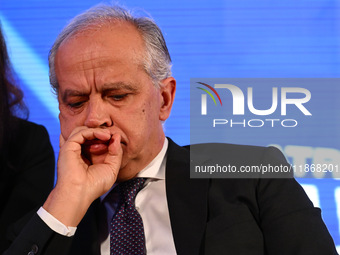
4 4 338 255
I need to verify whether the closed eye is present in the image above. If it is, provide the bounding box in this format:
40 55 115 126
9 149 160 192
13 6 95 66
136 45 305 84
68 101 86 109
62 91 88 110
108 94 128 101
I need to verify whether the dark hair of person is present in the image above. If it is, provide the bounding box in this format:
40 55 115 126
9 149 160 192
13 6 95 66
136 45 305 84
0 22 28 169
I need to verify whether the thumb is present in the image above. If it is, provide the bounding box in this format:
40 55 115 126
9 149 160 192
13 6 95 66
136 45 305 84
104 133 123 178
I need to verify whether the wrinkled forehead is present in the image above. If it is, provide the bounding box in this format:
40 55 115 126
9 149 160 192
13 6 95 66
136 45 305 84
56 21 146 70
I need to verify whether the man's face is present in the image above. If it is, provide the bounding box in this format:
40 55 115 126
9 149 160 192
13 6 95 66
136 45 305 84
55 22 175 181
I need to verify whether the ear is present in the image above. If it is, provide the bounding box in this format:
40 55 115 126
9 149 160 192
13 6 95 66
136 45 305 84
159 77 176 121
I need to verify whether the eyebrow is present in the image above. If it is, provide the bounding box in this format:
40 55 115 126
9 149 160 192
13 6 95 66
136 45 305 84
101 82 138 93
61 90 88 103
61 82 138 103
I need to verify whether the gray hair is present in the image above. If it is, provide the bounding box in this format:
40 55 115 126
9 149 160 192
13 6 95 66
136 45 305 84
48 4 172 94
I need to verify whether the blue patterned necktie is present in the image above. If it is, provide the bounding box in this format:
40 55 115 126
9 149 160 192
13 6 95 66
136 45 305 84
110 178 147 255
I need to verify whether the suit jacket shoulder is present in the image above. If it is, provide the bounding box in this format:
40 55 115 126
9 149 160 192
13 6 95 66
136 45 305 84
165 139 338 255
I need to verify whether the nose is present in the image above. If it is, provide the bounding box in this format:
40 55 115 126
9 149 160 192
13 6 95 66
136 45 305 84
84 98 113 128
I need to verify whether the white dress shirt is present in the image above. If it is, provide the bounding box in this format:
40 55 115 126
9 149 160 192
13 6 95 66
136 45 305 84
38 138 177 254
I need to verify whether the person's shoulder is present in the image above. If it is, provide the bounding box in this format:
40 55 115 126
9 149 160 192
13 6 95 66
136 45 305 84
185 142 266 150
14 118 48 133
10 118 51 154
167 137 286 164
182 141 287 167
183 142 276 156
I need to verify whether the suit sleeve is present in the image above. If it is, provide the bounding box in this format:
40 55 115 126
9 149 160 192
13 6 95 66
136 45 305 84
1 122 56 254
257 146 338 255
3 214 73 255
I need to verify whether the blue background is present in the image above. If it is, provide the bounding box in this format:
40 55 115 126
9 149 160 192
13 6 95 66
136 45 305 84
1 0 339 250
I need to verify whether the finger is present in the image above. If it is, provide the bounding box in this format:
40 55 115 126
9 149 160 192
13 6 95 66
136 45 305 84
67 128 111 146
67 126 91 139
104 133 123 175
60 126 88 149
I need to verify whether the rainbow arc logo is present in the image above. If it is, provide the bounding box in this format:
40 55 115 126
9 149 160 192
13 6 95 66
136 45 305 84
196 82 222 115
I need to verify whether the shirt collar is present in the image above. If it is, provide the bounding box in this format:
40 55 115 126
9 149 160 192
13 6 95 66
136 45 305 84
136 137 168 180
101 138 168 201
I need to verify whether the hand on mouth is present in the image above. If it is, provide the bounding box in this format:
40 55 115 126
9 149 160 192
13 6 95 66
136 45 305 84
82 138 110 156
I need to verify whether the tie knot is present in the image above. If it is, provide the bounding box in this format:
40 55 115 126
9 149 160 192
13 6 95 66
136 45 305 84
118 178 146 204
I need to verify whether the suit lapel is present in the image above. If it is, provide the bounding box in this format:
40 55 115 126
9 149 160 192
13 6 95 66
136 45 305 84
165 138 209 255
